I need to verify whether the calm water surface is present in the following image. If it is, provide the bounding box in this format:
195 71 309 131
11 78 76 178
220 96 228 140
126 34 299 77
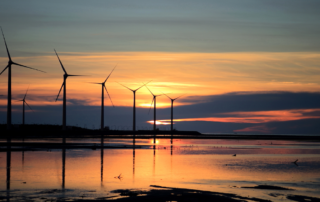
1 138 320 201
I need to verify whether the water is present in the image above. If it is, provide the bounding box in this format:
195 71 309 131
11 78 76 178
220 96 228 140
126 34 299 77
0 138 320 201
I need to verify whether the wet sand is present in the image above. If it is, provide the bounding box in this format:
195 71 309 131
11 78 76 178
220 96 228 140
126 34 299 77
1 137 319 202
2 185 320 202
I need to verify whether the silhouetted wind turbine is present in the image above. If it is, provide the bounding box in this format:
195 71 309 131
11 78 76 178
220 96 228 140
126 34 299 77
118 81 150 132
0 27 45 130
144 84 162 131
163 93 184 131
91 65 116 130
54 49 84 130
19 87 32 126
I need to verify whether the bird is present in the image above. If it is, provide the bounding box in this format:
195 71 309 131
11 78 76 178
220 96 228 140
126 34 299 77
292 159 298 166
233 154 236 157
114 173 123 180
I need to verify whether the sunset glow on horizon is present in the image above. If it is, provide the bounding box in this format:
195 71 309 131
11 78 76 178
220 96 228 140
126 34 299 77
157 108 320 124
1 51 320 133
1 51 320 107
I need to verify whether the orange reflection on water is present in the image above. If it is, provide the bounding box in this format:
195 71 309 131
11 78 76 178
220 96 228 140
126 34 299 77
1 139 320 201
150 139 160 144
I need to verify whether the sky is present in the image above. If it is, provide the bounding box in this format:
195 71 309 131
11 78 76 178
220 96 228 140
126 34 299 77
0 0 320 134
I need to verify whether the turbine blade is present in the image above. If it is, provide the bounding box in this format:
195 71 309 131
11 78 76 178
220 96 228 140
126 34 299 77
68 74 86 77
54 49 67 74
144 85 154 96
12 62 46 73
148 98 154 114
88 82 103 84
0 27 12 61
174 94 185 101
104 64 117 83
161 92 172 100
117 82 134 91
25 101 33 112
137 80 152 91
0 65 9 75
23 85 30 100
104 86 114 107
56 81 65 101
136 83 146 91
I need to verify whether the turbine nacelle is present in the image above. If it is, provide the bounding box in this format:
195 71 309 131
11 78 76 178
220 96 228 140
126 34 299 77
162 92 185 102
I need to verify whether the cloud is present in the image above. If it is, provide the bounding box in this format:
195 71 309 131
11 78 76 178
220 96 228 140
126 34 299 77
173 92 320 119
1 91 320 134
158 109 320 124
234 125 276 134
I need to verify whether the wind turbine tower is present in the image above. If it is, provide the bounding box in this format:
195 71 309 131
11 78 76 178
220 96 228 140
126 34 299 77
144 83 162 131
54 49 83 130
163 93 184 132
19 87 32 125
0 27 45 130
118 81 150 132
91 65 116 130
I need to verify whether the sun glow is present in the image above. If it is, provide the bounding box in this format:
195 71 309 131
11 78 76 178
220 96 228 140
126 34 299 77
150 139 160 144
139 102 172 108
147 120 171 125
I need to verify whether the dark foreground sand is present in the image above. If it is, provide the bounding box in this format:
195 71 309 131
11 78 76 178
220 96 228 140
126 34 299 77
2 185 320 202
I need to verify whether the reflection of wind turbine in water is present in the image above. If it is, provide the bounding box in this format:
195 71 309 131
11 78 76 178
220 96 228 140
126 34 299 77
118 81 150 132
133 139 135 181
6 139 11 191
0 27 45 130
163 93 184 132
62 148 66 189
19 86 32 126
101 146 104 186
153 144 156 177
54 49 84 131
90 65 116 130
144 83 162 131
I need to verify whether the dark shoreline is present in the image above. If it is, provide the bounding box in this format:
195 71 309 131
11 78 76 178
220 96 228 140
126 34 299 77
1 124 319 141
1 131 320 141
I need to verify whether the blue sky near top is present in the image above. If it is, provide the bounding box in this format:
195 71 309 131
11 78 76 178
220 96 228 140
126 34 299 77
1 0 320 55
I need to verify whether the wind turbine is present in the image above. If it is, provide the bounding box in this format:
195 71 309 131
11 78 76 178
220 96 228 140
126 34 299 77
54 49 83 130
144 83 162 131
0 27 45 130
118 81 150 132
91 65 116 130
19 87 32 126
163 93 184 132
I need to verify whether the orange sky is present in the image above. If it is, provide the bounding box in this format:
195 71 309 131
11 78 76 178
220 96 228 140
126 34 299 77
1 51 320 109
